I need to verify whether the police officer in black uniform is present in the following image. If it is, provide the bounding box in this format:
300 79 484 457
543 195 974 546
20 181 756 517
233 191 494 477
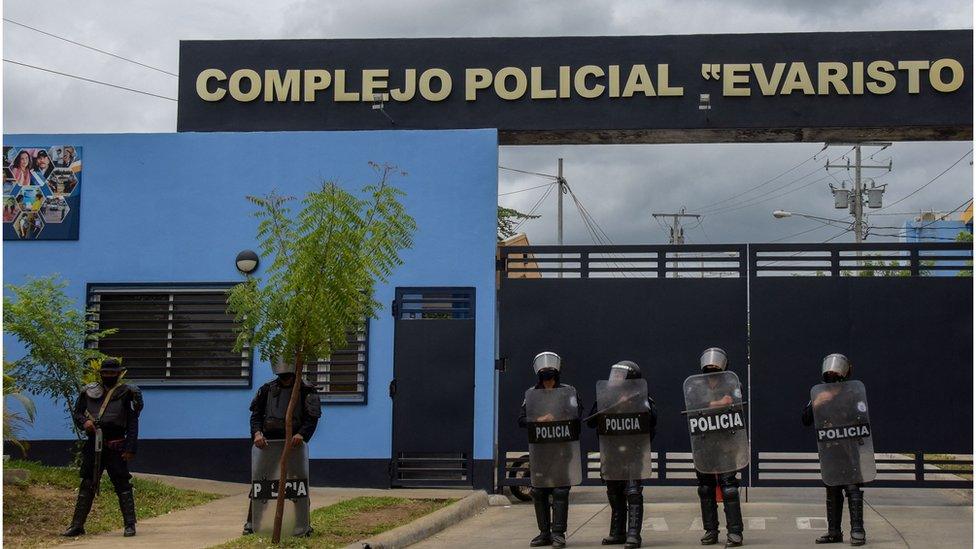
62 358 144 538
802 354 866 546
243 358 322 535
586 361 657 549
692 348 744 547
518 352 583 548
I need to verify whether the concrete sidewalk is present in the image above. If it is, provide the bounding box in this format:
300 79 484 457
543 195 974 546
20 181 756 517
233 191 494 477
58 473 473 549
414 487 972 548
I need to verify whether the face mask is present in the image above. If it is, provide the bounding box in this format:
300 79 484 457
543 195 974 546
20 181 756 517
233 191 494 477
278 374 296 386
101 374 119 388
539 370 558 381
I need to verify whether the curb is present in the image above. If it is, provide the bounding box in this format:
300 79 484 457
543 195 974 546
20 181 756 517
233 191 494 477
343 490 489 549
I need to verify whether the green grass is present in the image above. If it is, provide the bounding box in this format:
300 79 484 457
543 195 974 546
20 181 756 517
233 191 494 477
214 496 454 549
924 453 973 480
3 459 222 548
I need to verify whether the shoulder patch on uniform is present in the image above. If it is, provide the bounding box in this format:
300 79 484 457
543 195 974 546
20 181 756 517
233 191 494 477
84 382 103 399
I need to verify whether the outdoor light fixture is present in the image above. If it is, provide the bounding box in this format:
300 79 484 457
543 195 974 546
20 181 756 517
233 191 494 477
699 94 711 110
772 210 792 219
235 249 259 274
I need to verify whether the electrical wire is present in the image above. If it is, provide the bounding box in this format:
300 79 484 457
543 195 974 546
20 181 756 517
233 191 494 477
770 222 837 243
877 149 973 211
687 148 823 211
498 182 554 196
3 59 177 101
511 182 556 232
3 18 179 77
498 166 559 179
702 174 832 217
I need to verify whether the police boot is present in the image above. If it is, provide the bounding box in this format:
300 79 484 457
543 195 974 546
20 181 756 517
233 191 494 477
118 490 137 537
551 487 570 548
697 484 719 545
61 479 96 536
602 484 627 545
623 489 643 548
847 487 866 546
721 485 743 547
530 488 552 547
243 501 254 535
816 487 844 544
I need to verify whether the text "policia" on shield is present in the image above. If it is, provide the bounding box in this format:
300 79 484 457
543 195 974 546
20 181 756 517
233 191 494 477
250 478 310 500
598 412 652 436
527 419 581 443
817 423 871 442
688 410 745 435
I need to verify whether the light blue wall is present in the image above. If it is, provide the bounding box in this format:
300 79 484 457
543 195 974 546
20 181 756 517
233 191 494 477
3 129 499 460
901 219 970 277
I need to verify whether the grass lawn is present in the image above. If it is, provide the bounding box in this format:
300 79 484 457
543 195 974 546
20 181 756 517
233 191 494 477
213 496 454 549
924 453 973 480
3 459 222 548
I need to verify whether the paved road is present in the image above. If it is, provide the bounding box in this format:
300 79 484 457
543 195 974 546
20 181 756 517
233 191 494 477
414 487 972 548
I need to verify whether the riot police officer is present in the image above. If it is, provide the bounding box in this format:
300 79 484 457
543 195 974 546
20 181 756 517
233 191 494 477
62 358 144 538
586 361 657 548
518 352 583 548
691 348 744 547
802 354 867 546
243 358 322 535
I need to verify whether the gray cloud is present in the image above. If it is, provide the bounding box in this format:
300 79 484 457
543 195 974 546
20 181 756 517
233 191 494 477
3 0 972 244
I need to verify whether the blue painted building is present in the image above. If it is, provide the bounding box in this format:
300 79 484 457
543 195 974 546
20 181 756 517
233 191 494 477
901 218 971 276
3 130 499 488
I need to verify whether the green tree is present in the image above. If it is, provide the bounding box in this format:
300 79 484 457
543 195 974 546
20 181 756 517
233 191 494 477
3 359 36 457
497 206 539 240
228 162 415 543
2 276 115 443
956 231 973 277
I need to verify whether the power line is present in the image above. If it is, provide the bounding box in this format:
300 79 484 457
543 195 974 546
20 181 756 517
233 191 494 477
3 18 179 77
703 173 832 217
512 182 556 232
687 149 822 211
877 149 973 211
770 221 838 242
498 182 554 196
498 166 559 179
3 59 177 101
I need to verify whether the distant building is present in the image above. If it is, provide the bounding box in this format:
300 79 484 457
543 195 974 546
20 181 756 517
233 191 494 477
901 211 971 277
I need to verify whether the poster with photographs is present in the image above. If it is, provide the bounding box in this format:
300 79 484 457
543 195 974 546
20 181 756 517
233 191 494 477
3 145 82 240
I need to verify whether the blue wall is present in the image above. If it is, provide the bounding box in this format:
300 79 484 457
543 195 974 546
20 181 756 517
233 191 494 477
901 219 971 276
3 130 498 461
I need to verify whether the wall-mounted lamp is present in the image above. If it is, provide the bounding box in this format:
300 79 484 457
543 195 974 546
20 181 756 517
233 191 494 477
235 249 259 274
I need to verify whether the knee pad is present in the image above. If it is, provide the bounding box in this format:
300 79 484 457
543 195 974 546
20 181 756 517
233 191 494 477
846 485 863 499
552 487 570 503
626 490 643 505
697 484 714 500
530 487 550 501
721 484 739 502
605 480 625 496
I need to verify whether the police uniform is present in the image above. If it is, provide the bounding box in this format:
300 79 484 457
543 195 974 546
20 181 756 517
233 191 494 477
62 364 144 537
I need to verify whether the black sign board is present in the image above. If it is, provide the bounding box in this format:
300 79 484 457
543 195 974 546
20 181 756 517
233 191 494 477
817 423 872 442
177 31 972 143
687 408 747 435
527 419 581 443
250 478 309 500
597 412 653 436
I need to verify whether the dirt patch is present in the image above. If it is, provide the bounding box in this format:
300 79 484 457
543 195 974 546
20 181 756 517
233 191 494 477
4 484 77 549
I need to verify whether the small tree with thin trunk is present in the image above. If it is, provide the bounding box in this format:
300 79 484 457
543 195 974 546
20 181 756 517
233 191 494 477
228 163 415 543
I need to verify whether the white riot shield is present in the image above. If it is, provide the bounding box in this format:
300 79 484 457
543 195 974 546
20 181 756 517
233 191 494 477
525 386 583 488
683 371 750 474
251 440 311 537
596 379 653 481
811 380 876 486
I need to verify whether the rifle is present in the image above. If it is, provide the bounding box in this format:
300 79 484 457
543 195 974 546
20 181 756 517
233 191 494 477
85 384 120 495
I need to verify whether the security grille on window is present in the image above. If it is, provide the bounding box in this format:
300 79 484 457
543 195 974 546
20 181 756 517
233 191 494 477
87 284 250 386
305 325 368 403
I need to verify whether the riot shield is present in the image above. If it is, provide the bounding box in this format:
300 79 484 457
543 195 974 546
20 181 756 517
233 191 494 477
525 386 583 488
810 380 876 486
683 371 749 474
596 378 653 481
250 440 311 537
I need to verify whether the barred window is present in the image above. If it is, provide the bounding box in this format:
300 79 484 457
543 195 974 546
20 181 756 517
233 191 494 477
305 324 368 403
87 284 250 386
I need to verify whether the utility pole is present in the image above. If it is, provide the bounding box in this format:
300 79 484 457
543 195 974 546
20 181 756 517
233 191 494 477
652 207 700 244
826 142 892 245
557 158 565 278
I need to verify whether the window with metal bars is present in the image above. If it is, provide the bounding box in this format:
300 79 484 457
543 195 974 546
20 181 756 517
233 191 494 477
304 324 368 403
87 284 250 386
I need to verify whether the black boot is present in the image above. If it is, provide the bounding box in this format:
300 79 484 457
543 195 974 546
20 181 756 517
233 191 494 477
243 501 254 535
816 487 844 544
697 484 719 545
602 484 627 545
721 484 743 547
530 488 552 547
847 487 866 546
551 487 570 548
623 490 643 549
61 479 96 537
118 490 137 537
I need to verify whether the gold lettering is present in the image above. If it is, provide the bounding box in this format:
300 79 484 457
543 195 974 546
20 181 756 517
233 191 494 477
303 70 331 102
196 69 226 101
362 69 390 101
263 69 300 102
494 67 527 100
465 68 492 101
228 69 261 102
657 64 683 96
574 65 605 99
898 60 930 94
780 62 815 95
818 62 850 95
852 62 864 94
391 69 416 101
558 66 571 98
608 65 621 98
866 61 895 94
929 58 964 92
419 68 451 101
530 67 557 99
622 64 655 97
752 63 785 96
723 64 751 96
333 70 360 102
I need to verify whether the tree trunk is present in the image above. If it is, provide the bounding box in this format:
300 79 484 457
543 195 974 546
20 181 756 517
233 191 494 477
271 350 304 544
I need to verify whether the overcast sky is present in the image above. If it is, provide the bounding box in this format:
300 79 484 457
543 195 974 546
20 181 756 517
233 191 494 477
3 0 973 245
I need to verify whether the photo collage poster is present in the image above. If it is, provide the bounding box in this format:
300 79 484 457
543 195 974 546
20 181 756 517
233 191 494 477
3 146 82 240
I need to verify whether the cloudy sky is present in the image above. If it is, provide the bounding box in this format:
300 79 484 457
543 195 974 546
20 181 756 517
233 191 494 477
3 0 972 245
